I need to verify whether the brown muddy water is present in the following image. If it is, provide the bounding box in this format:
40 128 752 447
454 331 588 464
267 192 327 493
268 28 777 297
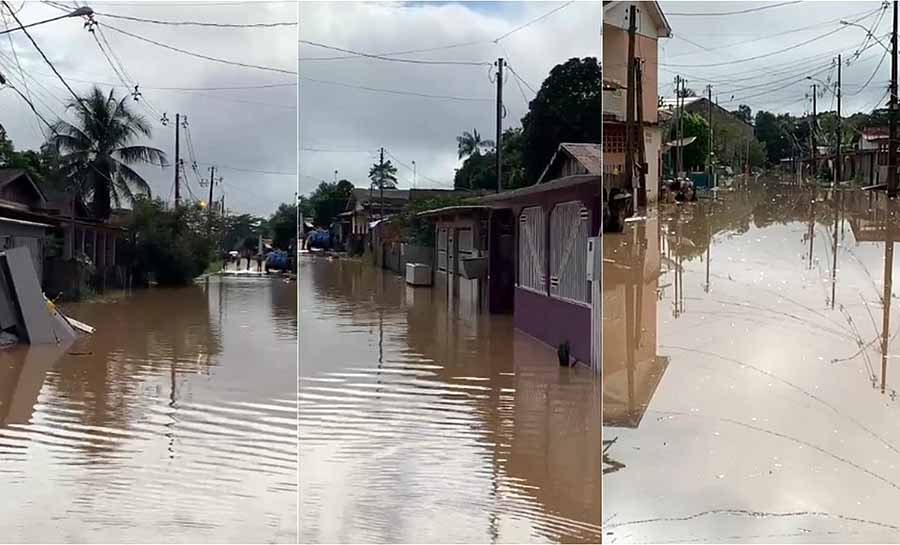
603 182 900 543
299 257 601 543
0 276 298 542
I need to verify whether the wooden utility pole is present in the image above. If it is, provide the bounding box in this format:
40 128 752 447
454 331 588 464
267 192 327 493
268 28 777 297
625 5 637 198
495 58 504 193
889 0 898 197
836 54 843 185
174 113 181 208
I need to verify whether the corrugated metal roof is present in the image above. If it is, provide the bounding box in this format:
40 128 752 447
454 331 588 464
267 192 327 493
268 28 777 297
560 143 603 175
477 174 601 204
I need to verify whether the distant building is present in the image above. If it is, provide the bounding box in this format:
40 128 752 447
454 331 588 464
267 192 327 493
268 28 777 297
603 0 671 203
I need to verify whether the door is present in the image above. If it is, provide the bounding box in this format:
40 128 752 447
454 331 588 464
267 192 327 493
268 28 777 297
489 209 515 313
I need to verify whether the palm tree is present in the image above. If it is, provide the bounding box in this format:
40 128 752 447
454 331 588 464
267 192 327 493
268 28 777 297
49 86 167 220
368 159 398 190
457 128 495 160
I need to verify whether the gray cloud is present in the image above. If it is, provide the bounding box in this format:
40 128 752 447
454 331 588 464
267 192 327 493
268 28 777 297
656 1 890 118
0 0 297 217
299 1 601 196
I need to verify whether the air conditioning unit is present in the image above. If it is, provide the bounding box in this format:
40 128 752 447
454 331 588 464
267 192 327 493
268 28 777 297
406 262 432 286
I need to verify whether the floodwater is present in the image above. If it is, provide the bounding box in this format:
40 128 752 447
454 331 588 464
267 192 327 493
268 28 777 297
299 257 601 543
0 276 298 542
603 181 900 543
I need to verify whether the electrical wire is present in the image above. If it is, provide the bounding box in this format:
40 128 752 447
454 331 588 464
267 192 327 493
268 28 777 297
493 1 574 42
299 40 492 66
0 4 41 139
667 1 802 17
1 1 84 107
299 75 493 102
102 22 297 75
300 40 488 62
199 163 295 176
94 12 296 28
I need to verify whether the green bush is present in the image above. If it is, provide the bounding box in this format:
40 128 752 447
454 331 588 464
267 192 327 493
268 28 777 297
125 197 217 286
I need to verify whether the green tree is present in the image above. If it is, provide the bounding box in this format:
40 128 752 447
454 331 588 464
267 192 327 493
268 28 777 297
453 127 527 191
222 213 263 252
456 128 494 159
126 197 216 286
268 202 297 249
732 104 753 125
521 57 602 182
368 160 398 191
668 112 709 171
305 179 354 227
49 86 167 220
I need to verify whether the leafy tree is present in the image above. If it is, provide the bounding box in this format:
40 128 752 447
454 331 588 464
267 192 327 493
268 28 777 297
305 179 353 227
521 57 602 182
679 87 698 98
668 112 709 171
125 197 216 286
754 110 792 164
268 202 297 249
368 160 398 191
454 127 528 191
222 213 264 252
50 86 167 220
456 128 494 159
732 104 753 125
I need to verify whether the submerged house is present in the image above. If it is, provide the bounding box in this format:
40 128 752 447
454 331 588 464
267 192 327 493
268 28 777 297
420 143 602 369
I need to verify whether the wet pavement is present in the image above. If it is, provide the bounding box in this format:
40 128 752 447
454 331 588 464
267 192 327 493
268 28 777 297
603 182 900 543
0 276 298 542
299 257 601 543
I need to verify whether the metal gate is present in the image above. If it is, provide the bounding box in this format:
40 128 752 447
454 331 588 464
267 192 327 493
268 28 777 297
550 201 590 304
518 206 545 294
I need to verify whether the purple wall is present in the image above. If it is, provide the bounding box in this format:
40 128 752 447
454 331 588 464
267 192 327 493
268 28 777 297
514 288 591 364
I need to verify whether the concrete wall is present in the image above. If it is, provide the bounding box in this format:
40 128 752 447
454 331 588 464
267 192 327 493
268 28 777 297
603 19 660 124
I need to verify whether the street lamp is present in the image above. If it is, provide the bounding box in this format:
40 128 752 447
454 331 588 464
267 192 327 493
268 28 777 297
840 20 890 52
0 6 93 35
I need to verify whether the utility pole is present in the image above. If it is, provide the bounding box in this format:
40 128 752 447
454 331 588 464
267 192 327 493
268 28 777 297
890 0 898 197
836 54 843 185
625 5 637 198
811 84 817 182
207 165 216 211
379 146 385 220
495 57 504 193
635 59 647 207
707 84 713 188
174 113 181 208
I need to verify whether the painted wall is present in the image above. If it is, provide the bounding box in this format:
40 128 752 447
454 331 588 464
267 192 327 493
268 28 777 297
514 287 591 364
602 24 660 124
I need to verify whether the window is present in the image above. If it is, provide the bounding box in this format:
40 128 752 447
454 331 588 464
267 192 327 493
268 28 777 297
437 227 448 272
550 201 590 305
518 207 546 293
603 124 625 154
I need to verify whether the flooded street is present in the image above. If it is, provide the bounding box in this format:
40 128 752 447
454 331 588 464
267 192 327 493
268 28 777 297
603 182 900 543
0 277 298 542
299 257 601 543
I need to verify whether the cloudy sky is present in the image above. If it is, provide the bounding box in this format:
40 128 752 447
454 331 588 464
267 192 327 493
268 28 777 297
654 1 891 120
0 0 297 217
298 1 602 197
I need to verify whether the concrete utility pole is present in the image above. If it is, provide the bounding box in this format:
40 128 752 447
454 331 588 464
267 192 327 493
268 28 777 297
635 59 647 207
811 84 817 181
707 84 713 188
836 54 843 185
174 113 181 208
208 165 216 210
495 57 505 193
379 146 385 220
625 5 637 197
889 0 898 196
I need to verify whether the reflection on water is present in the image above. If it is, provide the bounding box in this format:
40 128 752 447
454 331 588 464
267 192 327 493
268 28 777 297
299 258 601 543
603 183 900 543
0 277 298 542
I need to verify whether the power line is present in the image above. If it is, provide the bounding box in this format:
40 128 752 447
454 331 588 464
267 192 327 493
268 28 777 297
667 1 803 17
299 40 491 66
2 0 84 107
662 24 859 68
94 12 296 28
102 22 297 75
300 40 488 62
199 162 295 176
299 75 493 102
493 1 574 42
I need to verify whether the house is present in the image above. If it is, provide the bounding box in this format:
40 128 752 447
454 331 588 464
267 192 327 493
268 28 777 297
418 144 602 370
0 169 54 282
603 1 672 204
856 127 893 185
